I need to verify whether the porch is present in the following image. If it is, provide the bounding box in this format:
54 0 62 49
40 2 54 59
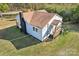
43 20 62 41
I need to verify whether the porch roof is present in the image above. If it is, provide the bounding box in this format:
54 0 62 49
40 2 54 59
51 20 62 25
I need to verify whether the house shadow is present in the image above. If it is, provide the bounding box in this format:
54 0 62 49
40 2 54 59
0 26 41 50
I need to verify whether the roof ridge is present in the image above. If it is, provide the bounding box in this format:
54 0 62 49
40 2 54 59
29 11 36 24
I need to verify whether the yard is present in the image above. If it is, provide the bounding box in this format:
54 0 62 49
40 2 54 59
0 19 79 56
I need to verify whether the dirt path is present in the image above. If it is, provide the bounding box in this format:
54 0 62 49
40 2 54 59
0 19 16 30
0 19 16 38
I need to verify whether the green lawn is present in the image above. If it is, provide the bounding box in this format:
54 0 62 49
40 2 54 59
0 23 79 56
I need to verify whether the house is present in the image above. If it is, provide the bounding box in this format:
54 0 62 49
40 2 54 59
16 10 63 41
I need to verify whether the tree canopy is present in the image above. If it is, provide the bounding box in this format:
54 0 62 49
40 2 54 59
0 3 79 23
0 4 9 12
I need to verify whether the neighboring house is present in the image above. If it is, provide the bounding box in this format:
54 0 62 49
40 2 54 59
16 10 63 41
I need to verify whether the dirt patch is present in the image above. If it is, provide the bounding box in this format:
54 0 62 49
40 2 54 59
0 19 16 30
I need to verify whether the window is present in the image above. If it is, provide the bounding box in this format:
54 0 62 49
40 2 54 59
33 27 38 32
36 28 38 32
33 27 35 31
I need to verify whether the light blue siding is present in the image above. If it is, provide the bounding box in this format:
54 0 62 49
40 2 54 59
25 21 42 41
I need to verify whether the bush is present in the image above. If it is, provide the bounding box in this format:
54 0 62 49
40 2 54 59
0 4 9 12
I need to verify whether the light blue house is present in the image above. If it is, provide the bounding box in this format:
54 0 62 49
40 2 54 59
16 10 63 41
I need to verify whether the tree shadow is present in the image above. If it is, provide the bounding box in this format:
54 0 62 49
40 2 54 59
0 26 41 50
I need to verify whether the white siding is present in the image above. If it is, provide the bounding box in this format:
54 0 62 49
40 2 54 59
42 24 48 40
25 21 42 41
42 17 55 40
53 15 63 21
50 25 56 35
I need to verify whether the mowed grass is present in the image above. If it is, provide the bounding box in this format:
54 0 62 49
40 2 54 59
0 20 79 55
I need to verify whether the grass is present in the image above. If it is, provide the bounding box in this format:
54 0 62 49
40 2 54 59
0 19 16 30
0 20 79 55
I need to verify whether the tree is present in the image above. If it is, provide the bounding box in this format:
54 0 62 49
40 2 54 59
71 5 79 23
27 3 45 10
0 4 9 12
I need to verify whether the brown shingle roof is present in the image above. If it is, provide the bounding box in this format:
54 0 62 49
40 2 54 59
23 11 55 28
23 12 34 23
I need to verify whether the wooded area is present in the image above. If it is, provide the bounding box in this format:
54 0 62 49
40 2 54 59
0 3 79 23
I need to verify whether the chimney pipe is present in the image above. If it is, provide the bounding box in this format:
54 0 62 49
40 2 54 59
19 11 23 19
